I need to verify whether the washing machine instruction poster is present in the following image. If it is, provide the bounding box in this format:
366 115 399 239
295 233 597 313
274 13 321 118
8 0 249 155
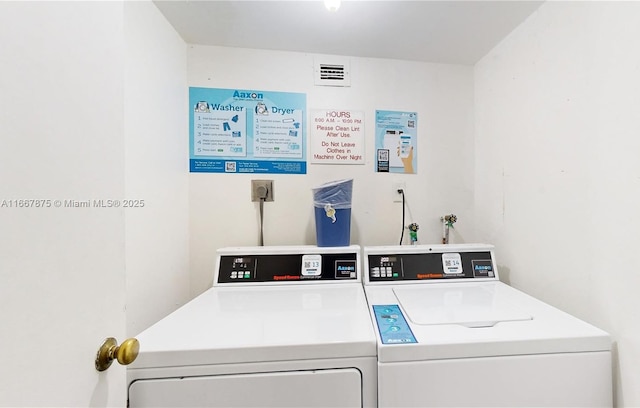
190 87 307 174
375 110 418 174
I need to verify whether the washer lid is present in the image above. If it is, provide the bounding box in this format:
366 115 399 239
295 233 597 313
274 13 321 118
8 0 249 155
366 282 612 363
393 285 532 328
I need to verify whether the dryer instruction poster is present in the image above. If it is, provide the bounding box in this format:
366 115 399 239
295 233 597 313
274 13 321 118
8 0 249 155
374 110 417 174
190 87 307 174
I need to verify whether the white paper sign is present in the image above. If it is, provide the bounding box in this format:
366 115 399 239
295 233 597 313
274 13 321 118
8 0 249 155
301 254 322 276
310 110 365 164
442 253 463 275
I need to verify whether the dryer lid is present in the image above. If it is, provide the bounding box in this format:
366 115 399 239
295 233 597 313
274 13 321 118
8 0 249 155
393 284 532 328
130 284 377 369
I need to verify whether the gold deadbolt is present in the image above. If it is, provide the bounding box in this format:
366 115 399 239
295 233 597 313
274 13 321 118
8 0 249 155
95 337 139 372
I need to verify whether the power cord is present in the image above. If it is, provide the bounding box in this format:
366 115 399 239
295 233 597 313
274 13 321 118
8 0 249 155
398 189 405 245
256 185 268 246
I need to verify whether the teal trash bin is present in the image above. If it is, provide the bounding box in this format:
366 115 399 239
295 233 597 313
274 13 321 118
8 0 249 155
312 179 353 247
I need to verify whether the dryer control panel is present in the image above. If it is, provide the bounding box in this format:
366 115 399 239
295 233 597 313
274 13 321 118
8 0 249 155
217 252 358 284
367 251 495 282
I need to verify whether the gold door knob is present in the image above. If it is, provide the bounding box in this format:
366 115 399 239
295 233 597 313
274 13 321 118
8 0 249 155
95 337 139 372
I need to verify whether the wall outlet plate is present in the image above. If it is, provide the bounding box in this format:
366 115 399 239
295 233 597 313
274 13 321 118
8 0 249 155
251 180 274 202
393 182 405 202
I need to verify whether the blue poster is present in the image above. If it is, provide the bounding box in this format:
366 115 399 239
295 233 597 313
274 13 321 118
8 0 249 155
374 110 417 174
190 87 307 174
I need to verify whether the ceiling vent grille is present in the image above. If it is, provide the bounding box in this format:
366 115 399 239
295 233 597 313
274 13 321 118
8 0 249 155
314 59 351 87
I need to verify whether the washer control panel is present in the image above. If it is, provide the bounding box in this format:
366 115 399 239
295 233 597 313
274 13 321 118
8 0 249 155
373 304 417 344
368 251 495 282
217 252 358 284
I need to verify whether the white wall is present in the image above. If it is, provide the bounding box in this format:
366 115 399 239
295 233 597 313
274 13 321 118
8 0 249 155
188 46 475 295
475 2 640 406
124 1 190 336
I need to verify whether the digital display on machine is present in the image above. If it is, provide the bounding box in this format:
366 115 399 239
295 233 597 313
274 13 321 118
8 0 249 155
229 257 257 280
218 253 358 283
370 256 402 279
368 251 494 281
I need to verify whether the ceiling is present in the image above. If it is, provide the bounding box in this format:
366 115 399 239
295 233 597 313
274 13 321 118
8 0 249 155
153 0 543 65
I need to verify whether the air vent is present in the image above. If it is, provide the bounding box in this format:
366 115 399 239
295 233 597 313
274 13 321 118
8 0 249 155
314 59 351 87
320 64 345 80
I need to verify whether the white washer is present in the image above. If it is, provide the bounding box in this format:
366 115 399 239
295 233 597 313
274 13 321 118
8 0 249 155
127 245 377 407
363 244 612 407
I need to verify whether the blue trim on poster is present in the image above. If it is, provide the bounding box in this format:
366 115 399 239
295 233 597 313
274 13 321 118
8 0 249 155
190 159 307 174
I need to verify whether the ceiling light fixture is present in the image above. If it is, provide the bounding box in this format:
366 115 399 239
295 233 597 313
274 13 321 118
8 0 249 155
324 0 341 12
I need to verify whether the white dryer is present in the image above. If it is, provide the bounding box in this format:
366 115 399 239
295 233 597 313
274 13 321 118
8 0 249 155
127 245 377 407
363 244 612 407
